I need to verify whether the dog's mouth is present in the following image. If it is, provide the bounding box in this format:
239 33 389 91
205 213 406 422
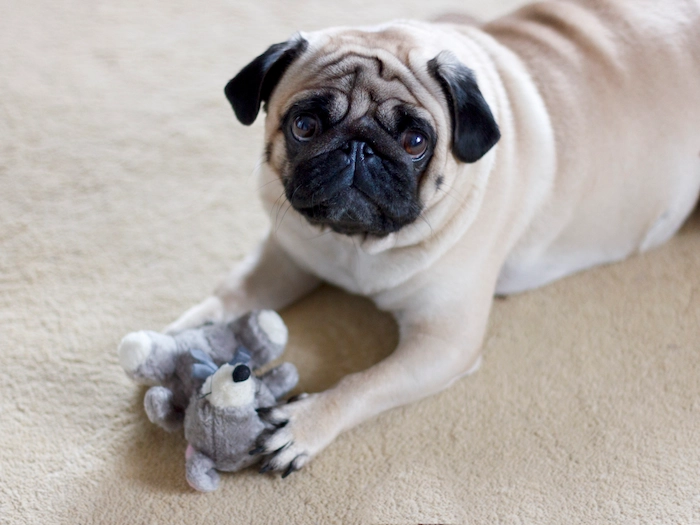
289 185 419 237
281 135 427 237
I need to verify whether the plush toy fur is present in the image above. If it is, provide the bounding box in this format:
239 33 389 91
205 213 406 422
184 360 298 491
118 310 290 431
118 309 299 491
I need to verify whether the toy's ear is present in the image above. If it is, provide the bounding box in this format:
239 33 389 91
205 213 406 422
229 345 252 367
224 35 308 125
427 51 500 163
190 349 218 381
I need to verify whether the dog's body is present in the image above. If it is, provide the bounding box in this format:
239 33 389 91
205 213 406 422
487 0 700 293
167 0 700 474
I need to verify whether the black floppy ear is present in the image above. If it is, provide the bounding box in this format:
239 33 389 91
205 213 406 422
224 36 308 126
428 52 500 163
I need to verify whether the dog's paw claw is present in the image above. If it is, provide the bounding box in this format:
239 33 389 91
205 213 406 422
281 455 306 478
286 393 309 403
259 453 308 478
252 393 332 476
257 406 290 427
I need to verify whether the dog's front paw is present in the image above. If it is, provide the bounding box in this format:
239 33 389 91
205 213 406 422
164 296 224 334
251 393 340 478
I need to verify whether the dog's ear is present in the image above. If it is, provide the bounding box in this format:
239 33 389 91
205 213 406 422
428 52 500 163
225 36 308 125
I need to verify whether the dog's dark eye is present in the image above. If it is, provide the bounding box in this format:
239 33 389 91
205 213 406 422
291 114 319 141
401 130 428 159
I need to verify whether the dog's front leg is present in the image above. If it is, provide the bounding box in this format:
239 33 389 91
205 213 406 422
252 278 494 476
165 234 321 333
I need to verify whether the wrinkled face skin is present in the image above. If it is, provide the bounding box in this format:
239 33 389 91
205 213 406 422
225 25 500 239
279 64 437 236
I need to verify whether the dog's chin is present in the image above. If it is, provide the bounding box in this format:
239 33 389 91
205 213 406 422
292 187 418 237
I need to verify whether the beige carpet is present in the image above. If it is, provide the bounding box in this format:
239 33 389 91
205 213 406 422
2 0 699 523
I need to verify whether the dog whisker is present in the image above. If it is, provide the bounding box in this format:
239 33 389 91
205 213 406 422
277 201 295 231
275 186 300 233
272 190 288 233
435 180 469 206
256 178 284 192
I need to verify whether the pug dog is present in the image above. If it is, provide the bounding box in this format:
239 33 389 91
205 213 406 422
165 0 700 476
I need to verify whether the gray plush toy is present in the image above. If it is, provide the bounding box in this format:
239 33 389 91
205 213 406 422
117 310 294 432
118 309 299 491
183 354 298 491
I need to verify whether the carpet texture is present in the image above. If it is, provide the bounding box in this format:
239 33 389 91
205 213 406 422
2 0 699 523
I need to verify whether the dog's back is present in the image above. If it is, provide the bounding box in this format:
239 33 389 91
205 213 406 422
485 0 700 293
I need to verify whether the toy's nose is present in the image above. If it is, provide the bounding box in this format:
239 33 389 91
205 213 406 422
232 364 251 383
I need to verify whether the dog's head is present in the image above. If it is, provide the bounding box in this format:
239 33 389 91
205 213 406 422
224 23 500 238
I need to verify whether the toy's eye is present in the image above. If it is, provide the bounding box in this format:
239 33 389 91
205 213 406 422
291 114 320 141
232 364 251 383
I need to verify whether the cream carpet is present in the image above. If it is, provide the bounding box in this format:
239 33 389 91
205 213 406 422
2 0 699 523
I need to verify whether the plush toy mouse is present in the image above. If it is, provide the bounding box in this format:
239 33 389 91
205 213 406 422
183 352 298 492
117 310 291 432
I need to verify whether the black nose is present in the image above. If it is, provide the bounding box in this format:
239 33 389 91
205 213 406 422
232 364 251 383
341 140 374 157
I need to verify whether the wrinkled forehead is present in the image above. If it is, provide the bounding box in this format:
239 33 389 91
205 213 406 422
272 27 437 125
